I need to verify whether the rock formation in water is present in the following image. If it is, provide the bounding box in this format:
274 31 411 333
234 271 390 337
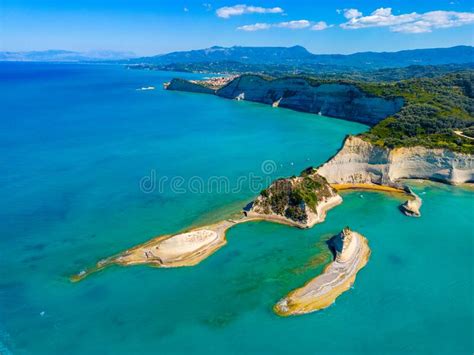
274 227 370 316
247 171 342 228
399 191 422 217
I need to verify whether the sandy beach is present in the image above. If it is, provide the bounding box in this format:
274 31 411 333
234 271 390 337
71 219 240 281
331 183 407 194
71 212 320 282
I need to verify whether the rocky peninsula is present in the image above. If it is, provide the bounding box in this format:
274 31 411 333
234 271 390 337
275 228 370 316
72 167 403 315
73 73 473 317
73 174 344 282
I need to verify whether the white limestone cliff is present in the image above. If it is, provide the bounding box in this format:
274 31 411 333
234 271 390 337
317 136 474 185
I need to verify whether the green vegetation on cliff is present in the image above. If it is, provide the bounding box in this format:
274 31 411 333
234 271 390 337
221 72 474 153
254 171 335 223
166 69 474 154
358 71 474 153
221 72 473 153
131 62 473 82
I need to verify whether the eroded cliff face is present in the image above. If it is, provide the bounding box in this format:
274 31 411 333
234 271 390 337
327 228 359 263
165 75 404 125
216 76 404 125
317 136 474 185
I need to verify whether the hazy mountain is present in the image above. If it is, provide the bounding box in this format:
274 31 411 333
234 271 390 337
0 50 136 62
130 45 314 65
4 45 473 70
312 46 474 68
130 45 474 70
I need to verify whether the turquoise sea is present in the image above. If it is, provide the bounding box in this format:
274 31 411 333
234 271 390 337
0 63 472 354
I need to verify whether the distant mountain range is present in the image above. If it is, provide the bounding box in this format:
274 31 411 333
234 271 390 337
3 45 473 71
134 45 314 64
0 50 136 62
129 45 474 70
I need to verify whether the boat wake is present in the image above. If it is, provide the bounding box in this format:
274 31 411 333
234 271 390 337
136 86 155 91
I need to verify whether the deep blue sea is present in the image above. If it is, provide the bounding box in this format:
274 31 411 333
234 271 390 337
0 63 472 354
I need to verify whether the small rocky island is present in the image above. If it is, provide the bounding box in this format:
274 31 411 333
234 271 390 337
247 171 342 228
275 228 370 316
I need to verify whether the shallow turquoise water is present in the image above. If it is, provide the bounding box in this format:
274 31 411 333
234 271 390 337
0 63 472 354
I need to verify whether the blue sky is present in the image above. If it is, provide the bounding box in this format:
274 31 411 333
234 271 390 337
2 0 474 55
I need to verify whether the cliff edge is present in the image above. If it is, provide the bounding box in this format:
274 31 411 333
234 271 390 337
317 136 474 185
166 78 215 94
216 76 404 125
166 75 404 126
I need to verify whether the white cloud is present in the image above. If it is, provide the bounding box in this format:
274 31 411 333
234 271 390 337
237 19 331 31
343 8 362 19
311 21 330 31
202 3 212 11
237 23 272 31
184 7 189 12
340 7 474 33
390 21 433 33
216 4 283 19
275 20 310 29
237 19 319 31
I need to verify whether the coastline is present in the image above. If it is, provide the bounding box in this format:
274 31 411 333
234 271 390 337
71 80 473 315
71 132 469 313
71 128 471 313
